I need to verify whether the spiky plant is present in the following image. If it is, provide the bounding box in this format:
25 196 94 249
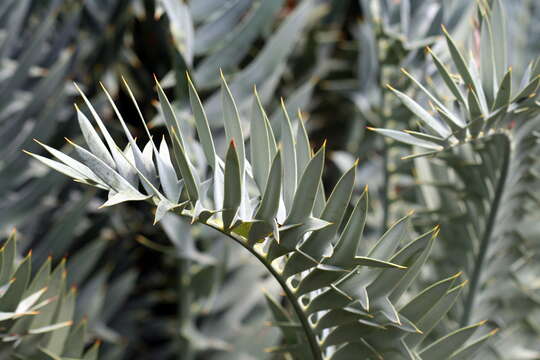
322 0 475 234
371 1 540 358
156 0 336 128
0 231 100 359
28 70 498 359
0 2 145 357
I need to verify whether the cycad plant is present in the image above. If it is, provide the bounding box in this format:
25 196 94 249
0 231 99 359
30 70 497 359
371 1 540 358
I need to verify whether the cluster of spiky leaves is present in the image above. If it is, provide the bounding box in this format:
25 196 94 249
324 0 475 234
0 1 142 358
0 232 99 359
372 1 540 358
157 0 332 128
0 0 79 231
29 70 497 359
3 0 345 357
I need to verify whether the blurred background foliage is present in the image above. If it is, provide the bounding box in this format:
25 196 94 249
1 0 539 359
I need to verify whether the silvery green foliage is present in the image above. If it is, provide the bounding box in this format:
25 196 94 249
0 2 139 357
158 0 334 128
31 73 494 359
0 232 100 359
326 0 475 233
0 0 78 232
373 1 540 358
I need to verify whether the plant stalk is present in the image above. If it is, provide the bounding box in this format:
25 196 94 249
201 220 324 360
460 136 510 326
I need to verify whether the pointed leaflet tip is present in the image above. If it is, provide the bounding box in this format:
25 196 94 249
64 137 75 146
400 67 411 77
297 108 304 120
385 84 396 91
73 81 83 94
441 24 448 34
153 73 159 83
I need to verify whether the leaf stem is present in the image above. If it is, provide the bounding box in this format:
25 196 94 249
199 220 324 360
460 135 510 326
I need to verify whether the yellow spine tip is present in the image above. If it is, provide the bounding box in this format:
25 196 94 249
65 137 76 146
364 184 369 191
385 84 396 91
